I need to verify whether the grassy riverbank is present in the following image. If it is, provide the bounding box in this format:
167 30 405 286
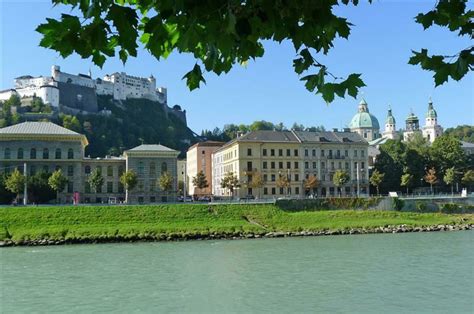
1 203 473 244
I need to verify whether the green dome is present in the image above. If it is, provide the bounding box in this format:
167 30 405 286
349 99 380 129
426 100 437 118
406 112 419 122
385 108 396 125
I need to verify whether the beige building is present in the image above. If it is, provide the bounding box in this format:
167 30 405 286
186 141 223 196
212 130 369 198
0 122 179 204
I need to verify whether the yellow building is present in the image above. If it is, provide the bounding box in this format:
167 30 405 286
186 141 224 196
212 130 369 198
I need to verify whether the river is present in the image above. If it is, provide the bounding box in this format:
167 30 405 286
1 231 473 313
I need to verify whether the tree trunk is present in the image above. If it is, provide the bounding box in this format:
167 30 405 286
125 189 129 204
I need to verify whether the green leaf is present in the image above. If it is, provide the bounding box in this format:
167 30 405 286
182 64 206 91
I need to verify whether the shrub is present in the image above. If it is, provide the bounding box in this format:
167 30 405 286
391 198 404 211
415 202 427 213
441 203 460 213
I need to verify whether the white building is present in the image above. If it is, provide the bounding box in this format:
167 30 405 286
382 106 398 140
422 99 443 143
0 73 59 108
100 72 167 103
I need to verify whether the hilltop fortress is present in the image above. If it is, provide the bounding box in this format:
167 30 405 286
0 66 186 124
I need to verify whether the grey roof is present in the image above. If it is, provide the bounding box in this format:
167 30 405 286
294 131 367 144
238 130 300 142
127 144 178 152
0 122 81 136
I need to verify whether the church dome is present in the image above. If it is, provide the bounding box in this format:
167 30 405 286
385 108 396 125
426 100 437 118
349 99 380 129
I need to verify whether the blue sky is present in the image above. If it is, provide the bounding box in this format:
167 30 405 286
1 0 473 133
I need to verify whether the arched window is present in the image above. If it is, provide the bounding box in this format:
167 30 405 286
107 166 113 177
149 162 156 175
67 148 74 159
4 148 11 159
17 148 23 159
85 165 91 174
161 162 167 173
43 148 49 159
55 148 61 159
30 148 37 159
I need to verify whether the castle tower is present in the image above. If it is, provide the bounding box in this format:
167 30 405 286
348 99 380 141
422 98 443 143
403 110 421 142
382 105 398 140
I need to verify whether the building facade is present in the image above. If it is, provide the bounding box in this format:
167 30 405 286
186 141 224 196
212 130 369 198
0 122 179 204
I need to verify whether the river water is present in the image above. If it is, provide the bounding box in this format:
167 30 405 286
1 231 473 313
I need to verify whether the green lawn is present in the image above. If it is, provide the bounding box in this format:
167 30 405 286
1 204 472 242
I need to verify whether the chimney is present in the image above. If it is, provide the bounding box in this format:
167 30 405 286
332 128 338 132
236 131 244 138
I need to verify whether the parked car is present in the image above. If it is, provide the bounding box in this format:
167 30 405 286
240 195 255 200
197 196 211 202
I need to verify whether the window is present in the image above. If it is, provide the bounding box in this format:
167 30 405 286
271 174 276 182
118 183 124 193
17 148 23 159
150 162 156 175
345 150 349 157
286 149 291 156
321 150 325 157
279 161 283 169
295 174 299 181
4 148 11 159
271 149 275 156
295 187 300 195
328 150 333 158
55 148 61 159
294 162 299 169
138 162 144 175
271 161 275 169
85 182 91 193
67 149 74 159
263 161 267 169
67 165 74 176
43 148 49 159
161 162 168 173
263 174 268 182
278 149 283 157
85 165 91 174
263 149 267 156
30 148 36 159
345 162 349 169
96 166 102 174
312 149 316 157
201 150 205 155
67 182 73 193
107 166 113 177
287 161 291 169
247 161 252 171
247 148 252 156
263 187 268 195
331 162 335 170
271 187 276 195
336 150 340 158
107 182 113 193
312 162 317 169
305 162 309 169
294 149 298 157
280 187 284 194
150 196 156 203
361 150 365 157
354 150 358 157
118 166 124 176
361 162 365 170
321 162 325 169
305 149 308 157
